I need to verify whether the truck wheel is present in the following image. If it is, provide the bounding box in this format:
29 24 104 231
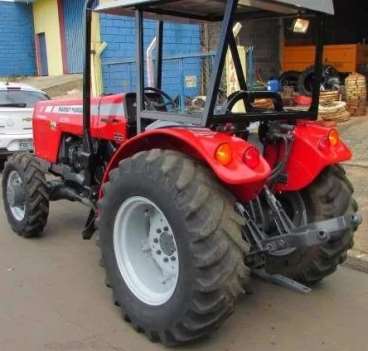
279 70 300 89
2 153 49 238
281 165 357 285
297 65 341 96
97 149 248 345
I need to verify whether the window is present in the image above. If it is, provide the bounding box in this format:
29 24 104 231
0 90 49 108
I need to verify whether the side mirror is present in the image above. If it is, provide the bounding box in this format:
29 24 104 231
291 18 310 34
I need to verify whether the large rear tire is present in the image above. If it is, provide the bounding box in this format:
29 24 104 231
281 165 357 285
2 153 49 238
97 149 248 345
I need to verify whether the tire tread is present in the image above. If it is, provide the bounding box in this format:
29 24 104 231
289 165 357 284
2 153 49 238
97 149 249 346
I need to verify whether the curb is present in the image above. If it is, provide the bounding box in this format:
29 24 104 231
343 162 368 169
345 249 368 274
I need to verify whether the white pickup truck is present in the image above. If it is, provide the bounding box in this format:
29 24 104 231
0 82 49 159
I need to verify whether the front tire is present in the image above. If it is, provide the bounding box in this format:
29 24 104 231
2 153 49 238
97 149 248 345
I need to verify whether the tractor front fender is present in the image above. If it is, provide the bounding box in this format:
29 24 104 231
101 128 271 200
271 122 352 192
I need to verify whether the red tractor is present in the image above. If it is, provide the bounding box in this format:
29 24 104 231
1 0 362 346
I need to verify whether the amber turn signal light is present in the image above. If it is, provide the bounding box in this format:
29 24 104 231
215 143 232 166
328 129 340 146
319 129 340 151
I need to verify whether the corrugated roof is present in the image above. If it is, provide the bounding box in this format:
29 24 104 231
95 0 334 20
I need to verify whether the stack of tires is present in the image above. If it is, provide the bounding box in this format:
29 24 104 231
280 65 341 96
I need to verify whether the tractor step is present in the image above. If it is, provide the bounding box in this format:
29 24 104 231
82 209 97 240
253 269 312 294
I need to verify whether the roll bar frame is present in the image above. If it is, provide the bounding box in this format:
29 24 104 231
82 0 326 182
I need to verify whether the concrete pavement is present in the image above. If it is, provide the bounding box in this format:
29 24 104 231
0 189 367 351
339 116 368 270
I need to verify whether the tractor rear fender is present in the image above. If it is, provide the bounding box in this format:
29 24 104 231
268 121 352 192
101 128 271 201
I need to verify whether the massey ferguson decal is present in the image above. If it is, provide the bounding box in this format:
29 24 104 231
43 105 83 115
41 104 124 117
53 105 84 114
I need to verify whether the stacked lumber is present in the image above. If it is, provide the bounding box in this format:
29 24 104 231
345 73 367 116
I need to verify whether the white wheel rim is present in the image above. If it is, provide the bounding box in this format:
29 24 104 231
7 170 26 222
113 196 179 306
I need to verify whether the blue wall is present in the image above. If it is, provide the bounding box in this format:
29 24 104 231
63 0 84 74
100 15 202 97
0 1 36 76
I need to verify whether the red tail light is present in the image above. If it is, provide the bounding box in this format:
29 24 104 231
243 146 260 169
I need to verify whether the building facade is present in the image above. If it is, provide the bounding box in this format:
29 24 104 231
0 0 36 77
31 0 201 96
1 0 368 88
100 16 201 95
0 0 201 97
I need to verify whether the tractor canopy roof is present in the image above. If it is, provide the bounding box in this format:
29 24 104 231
95 0 334 21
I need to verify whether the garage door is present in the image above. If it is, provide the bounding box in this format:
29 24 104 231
63 0 84 73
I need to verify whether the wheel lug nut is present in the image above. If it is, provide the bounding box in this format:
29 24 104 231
156 250 162 255
170 256 176 261
156 229 162 234
163 226 169 231
153 238 158 243
163 257 169 263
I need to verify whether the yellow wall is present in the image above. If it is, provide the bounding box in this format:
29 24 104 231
91 13 107 96
33 0 63 76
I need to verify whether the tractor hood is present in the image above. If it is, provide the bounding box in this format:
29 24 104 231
95 0 334 19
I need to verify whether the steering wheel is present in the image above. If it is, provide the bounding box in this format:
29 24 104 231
224 90 251 113
143 87 177 111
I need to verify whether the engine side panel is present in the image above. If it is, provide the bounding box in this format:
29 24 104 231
33 94 128 163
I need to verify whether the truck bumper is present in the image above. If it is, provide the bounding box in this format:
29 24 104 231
0 134 33 156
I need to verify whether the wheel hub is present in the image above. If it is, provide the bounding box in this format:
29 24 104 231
8 182 25 207
6 170 26 221
113 196 179 306
159 231 176 257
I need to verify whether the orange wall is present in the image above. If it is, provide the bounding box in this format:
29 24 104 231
283 44 368 73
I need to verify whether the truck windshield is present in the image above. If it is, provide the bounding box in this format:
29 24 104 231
0 90 49 108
